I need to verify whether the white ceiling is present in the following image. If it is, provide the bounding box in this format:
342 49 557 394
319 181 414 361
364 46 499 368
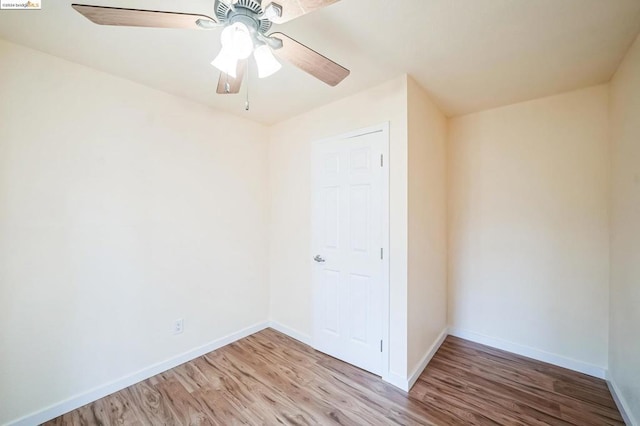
1 0 639 124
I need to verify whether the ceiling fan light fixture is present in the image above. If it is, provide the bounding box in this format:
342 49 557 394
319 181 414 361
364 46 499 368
221 22 254 60
254 44 281 78
212 48 238 78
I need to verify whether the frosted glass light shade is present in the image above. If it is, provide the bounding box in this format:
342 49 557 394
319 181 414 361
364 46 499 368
254 45 281 78
212 47 238 78
220 22 253 60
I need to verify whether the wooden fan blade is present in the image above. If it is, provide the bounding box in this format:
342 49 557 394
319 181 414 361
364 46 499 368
216 60 247 94
71 4 217 29
270 32 349 87
263 0 339 24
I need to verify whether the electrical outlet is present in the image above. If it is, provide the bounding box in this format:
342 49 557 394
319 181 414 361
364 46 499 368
173 319 184 335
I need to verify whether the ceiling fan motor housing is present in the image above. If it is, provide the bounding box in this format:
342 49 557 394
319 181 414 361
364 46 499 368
215 0 272 34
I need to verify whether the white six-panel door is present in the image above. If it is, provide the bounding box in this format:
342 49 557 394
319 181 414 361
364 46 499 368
311 126 388 376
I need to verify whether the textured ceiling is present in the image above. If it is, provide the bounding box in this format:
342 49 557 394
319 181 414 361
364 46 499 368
1 0 639 124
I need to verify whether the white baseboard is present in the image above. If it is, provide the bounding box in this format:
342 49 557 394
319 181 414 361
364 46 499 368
448 327 607 379
607 372 638 426
407 328 448 390
267 321 312 345
7 321 270 426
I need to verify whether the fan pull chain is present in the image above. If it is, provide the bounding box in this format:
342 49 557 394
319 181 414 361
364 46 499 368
245 59 250 111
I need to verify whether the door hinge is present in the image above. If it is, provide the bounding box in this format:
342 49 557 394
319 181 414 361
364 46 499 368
380 248 383 259
380 340 383 352
380 154 384 167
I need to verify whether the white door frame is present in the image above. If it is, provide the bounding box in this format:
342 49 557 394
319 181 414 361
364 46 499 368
310 122 390 379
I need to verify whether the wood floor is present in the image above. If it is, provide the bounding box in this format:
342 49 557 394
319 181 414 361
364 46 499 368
44 329 624 425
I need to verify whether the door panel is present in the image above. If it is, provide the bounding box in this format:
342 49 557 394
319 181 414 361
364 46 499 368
312 129 386 376
349 185 370 253
322 269 340 335
348 273 370 343
323 187 340 248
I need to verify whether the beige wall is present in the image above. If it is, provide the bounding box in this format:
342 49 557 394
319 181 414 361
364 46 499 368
609 33 640 424
2 28 634 423
406 77 448 375
268 76 410 379
448 85 611 371
0 40 270 425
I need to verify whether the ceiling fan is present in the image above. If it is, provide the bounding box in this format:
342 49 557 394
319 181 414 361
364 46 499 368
71 0 350 96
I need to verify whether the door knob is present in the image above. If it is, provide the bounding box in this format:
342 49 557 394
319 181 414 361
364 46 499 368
314 255 326 263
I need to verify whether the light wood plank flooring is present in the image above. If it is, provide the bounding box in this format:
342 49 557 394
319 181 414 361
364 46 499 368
44 329 624 425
